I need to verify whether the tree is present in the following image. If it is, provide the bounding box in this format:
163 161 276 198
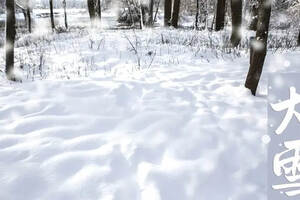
245 0 272 96
196 0 208 30
63 0 68 29
87 0 96 23
195 0 199 29
97 0 101 20
26 7 32 33
153 0 160 23
16 1 32 33
164 0 172 26
297 30 300 46
249 1 258 30
5 0 16 81
149 0 154 25
215 0 226 31
139 0 143 29
171 0 180 27
49 0 55 29
230 0 242 47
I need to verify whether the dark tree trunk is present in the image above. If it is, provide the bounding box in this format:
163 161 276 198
195 0 199 29
26 8 32 33
154 0 160 23
164 0 172 26
298 30 300 46
245 0 272 96
49 0 55 29
5 0 16 80
87 0 96 22
97 0 101 20
149 0 154 25
249 4 258 30
215 0 226 31
171 0 180 28
230 0 242 47
63 0 68 29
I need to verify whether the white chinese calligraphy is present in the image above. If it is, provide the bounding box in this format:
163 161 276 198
271 87 300 135
273 140 300 196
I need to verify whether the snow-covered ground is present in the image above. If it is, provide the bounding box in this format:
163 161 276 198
0 11 299 200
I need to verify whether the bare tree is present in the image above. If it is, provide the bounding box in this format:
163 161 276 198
87 0 96 23
215 0 226 31
195 0 199 29
164 0 172 26
297 30 300 46
49 0 55 29
16 1 32 33
63 0 68 29
230 0 242 47
249 2 258 30
171 0 180 27
245 0 272 95
196 0 208 30
26 7 32 33
153 0 160 23
149 0 154 25
5 0 16 80
97 0 101 20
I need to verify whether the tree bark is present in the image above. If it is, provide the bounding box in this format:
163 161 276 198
49 0 55 29
171 0 180 28
63 0 68 29
139 1 143 29
215 0 226 31
5 0 16 80
87 0 96 23
154 0 160 23
97 0 101 20
195 0 199 29
249 3 258 30
149 0 154 25
230 0 242 47
164 0 172 26
22 9 27 26
245 0 272 95
26 7 32 33
298 30 300 46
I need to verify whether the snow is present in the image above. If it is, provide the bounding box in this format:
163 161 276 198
0 10 300 200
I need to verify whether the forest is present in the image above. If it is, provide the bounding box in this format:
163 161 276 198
0 0 299 200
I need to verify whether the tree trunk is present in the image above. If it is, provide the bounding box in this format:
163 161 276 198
154 0 160 23
63 0 68 29
97 0 101 20
49 0 55 29
87 0 96 23
215 0 226 31
230 0 242 47
171 0 180 28
139 1 143 29
249 3 258 30
298 30 300 46
22 9 27 26
195 0 199 29
245 0 272 96
149 0 154 25
164 0 172 26
26 8 32 33
5 0 16 80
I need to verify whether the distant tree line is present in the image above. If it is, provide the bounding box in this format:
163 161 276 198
3 0 300 96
